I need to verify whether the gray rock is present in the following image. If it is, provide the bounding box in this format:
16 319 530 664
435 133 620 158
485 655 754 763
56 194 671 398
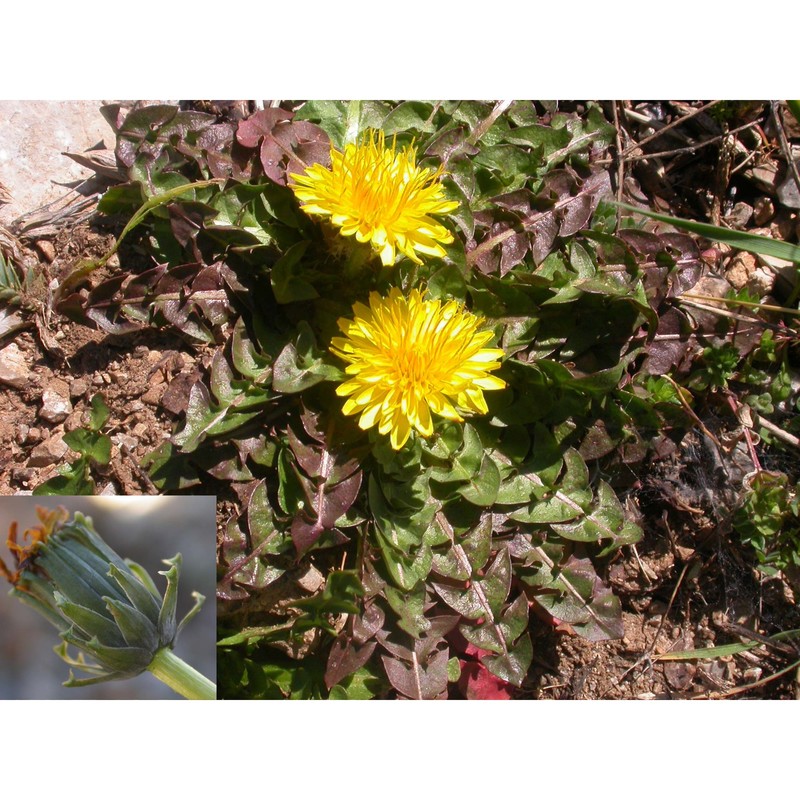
0 342 29 388
39 379 73 423
777 167 800 209
27 433 70 467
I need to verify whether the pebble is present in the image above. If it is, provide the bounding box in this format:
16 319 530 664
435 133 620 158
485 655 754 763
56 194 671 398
16 423 29 444
69 377 89 398
112 432 138 452
0 342 30 389
777 169 800 209
725 201 752 229
39 379 73 423
753 196 774 226
773 212 798 241
27 433 70 467
34 240 56 262
141 385 165 406
745 162 780 194
63 410 86 432
725 251 758 290
25 426 42 444
10 467 36 487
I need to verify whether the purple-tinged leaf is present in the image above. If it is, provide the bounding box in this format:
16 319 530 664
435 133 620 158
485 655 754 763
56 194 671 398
319 471 362 529
528 553 625 642
325 633 378 690
381 648 449 700
352 602 386 645
481 633 533 687
434 547 512 621
236 110 331 187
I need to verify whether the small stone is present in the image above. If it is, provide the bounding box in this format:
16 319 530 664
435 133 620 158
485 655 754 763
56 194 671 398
0 342 30 389
773 211 799 241
141 385 165 406
34 239 56 262
39 379 73 423
745 162 780 194
16 423 29 444
10 467 35 487
25 426 42 444
725 201 752 229
777 168 800 210
69 377 89 398
747 266 775 295
63 410 86 432
753 196 775 226
294 564 325 593
27 433 70 467
112 432 138 451
725 251 758 290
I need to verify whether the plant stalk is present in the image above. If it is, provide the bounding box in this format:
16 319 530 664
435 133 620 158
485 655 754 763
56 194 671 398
147 647 216 700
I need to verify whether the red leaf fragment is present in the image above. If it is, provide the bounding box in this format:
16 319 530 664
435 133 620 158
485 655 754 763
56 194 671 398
458 659 514 700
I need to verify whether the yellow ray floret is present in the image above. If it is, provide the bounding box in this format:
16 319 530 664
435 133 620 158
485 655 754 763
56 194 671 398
289 129 459 266
330 288 506 450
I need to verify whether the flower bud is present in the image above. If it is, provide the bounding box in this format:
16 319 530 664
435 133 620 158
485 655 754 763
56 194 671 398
1 506 204 687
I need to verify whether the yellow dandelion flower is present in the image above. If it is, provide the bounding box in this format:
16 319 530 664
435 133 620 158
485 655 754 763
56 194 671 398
330 288 506 450
289 129 459 267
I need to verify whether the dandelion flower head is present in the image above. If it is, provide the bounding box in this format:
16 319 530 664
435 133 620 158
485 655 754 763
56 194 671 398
331 288 506 450
289 130 459 267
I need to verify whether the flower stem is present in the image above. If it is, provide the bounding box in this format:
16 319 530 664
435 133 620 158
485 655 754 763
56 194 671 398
147 647 216 700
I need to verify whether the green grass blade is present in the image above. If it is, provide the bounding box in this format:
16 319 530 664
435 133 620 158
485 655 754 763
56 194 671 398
618 203 800 265
56 178 224 299
657 627 800 661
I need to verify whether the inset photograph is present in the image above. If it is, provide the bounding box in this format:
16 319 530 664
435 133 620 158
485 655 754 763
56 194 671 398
0 496 216 699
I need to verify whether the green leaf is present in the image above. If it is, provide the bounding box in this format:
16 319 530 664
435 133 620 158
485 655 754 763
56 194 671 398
88 393 110 432
270 241 319 303
328 665 385 699
458 453 501 506
140 442 200 492
385 582 430 639
272 321 342 394
33 457 95 496
435 547 511 620
290 571 364 633
62 429 112 465
382 101 436 136
481 632 533 687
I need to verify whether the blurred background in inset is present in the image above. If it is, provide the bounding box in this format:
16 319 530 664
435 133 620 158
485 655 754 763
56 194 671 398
0 496 216 699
